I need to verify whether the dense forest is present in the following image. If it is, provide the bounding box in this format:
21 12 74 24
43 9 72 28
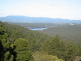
41 25 81 43
0 21 81 61
13 23 81 43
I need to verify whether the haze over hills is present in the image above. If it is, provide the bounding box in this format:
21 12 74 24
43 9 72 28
0 16 81 24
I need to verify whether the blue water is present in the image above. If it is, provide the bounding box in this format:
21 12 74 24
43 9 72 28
29 28 47 30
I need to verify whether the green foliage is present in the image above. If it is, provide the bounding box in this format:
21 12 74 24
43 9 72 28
42 35 81 61
4 51 10 61
8 55 14 61
47 35 65 58
0 23 13 61
14 38 34 61
29 39 41 52
0 27 5 35
33 51 64 61
2 39 9 49
10 44 14 49
63 42 79 61
14 38 29 51
0 22 81 61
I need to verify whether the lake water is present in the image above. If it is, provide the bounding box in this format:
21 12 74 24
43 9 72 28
29 28 48 31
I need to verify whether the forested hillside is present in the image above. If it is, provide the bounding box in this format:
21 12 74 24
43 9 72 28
0 22 81 61
42 25 81 43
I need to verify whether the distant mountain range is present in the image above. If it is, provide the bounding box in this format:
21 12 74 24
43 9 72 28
0 16 81 24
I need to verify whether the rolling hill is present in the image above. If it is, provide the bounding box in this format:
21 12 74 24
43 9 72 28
41 25 81 43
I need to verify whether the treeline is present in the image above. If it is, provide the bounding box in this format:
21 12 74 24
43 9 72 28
0 22 81 61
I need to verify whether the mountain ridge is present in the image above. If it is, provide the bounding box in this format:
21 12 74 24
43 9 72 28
0 16 81 24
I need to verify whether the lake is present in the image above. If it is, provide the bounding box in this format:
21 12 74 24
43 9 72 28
28 28 48 30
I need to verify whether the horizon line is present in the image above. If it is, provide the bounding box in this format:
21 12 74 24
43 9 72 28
0 15 81 20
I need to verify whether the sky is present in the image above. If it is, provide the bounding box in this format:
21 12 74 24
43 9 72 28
0 0 81 20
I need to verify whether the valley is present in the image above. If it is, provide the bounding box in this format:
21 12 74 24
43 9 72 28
13 23 81 43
